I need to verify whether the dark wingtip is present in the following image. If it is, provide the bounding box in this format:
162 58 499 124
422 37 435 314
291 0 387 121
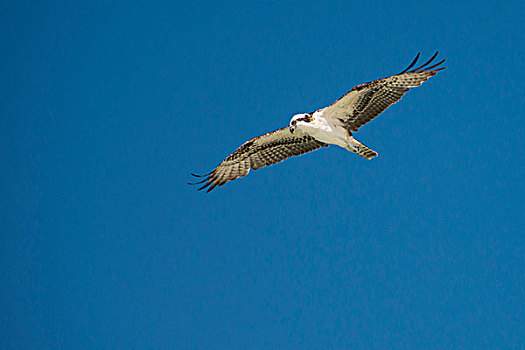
197 181 211 191
412 51 439 72
398 51 447 74
206 182 218 193
191 172 212 177
189 168 221 192
419 58 445 72
188 178 208 185
399 52 420 74
188 170 214 188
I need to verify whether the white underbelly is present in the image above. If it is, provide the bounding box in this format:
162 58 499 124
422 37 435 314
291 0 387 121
301 122 348 147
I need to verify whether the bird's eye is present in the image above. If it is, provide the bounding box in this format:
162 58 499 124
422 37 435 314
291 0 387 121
292 120 296 125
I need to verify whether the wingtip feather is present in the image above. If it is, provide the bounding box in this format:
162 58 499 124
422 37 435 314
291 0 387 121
399 52 420 74
412 51 439 72
191 171 212 177
397 51 447 75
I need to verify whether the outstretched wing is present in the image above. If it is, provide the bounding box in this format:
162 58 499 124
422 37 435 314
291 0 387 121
190 127 328 192
321 52 446 132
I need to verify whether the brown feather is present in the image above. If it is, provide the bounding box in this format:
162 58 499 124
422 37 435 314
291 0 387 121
190 127 328 192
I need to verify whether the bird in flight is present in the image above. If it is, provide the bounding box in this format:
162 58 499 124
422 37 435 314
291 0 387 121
191 52 446 192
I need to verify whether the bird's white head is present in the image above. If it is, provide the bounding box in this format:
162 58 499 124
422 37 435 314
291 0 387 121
289 113 312 134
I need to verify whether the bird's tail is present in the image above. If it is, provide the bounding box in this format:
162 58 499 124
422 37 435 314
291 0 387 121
347 138 378 159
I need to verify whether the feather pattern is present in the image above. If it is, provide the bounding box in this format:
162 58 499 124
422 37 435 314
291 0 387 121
321 52 446 132
190 127 328 192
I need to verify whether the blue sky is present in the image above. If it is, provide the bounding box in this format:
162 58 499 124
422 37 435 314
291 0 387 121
1 0 524 348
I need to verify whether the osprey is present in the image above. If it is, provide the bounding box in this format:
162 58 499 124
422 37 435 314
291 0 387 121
191 52 446 192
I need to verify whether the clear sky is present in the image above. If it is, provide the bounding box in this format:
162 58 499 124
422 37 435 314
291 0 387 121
1 0 524 348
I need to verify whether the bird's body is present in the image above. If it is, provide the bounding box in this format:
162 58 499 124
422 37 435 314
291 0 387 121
191 52 446 192
296 111 348 148
293 110 377 159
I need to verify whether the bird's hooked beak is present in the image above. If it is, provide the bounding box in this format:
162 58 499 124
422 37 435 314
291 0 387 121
289 125 296 133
